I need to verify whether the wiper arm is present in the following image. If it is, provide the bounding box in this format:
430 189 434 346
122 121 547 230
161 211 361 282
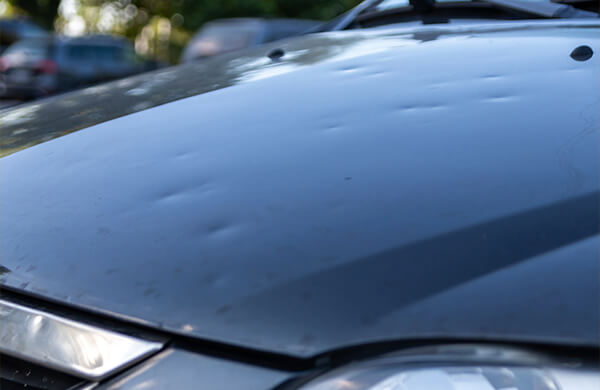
319 0 383 31
478 0 598 18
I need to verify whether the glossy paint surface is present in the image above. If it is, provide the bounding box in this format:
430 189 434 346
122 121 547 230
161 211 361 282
98 349 293 390
1 20 599 357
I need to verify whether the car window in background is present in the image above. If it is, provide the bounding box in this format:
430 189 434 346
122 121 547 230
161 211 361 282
122 45 140 64
94 45 126 62
183 21 259 61
183 23 258 57
66 44 100 61
2 39 50 63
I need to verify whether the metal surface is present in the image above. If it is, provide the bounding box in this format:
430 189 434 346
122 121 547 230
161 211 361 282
0 300 163 380
0 20 599 358
2 19 595 156
97 348 293 390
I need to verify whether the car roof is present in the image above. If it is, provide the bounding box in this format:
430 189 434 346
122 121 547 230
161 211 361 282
57 35 131 46
0 18 48 43
0 17 44 29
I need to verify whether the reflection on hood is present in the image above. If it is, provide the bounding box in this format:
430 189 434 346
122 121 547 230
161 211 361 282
0 20 596 157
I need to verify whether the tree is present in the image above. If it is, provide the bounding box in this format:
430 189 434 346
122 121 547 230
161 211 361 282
86 0 362 31
9 0 61 29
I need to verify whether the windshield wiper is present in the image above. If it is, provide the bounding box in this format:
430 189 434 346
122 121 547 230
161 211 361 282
312 0 383 32
327 0 597 31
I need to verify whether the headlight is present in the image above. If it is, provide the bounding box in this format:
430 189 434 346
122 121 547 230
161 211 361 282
296 345 599 390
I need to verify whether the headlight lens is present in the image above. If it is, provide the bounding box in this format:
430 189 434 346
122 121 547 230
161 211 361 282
297 345 599 390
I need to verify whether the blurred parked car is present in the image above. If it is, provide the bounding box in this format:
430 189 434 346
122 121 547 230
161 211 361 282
0 35 157 99
0 17 47 54
181 18 319 62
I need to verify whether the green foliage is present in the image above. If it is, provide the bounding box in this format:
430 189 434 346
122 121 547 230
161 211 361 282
176 0 362 29
7 0 61 28
104 0 362 30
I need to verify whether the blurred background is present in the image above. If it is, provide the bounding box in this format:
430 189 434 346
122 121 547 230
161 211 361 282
0 0 360 106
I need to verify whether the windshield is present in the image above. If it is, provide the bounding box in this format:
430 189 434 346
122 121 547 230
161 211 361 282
374 0 599 15
323 0 598 31
375 0 550 10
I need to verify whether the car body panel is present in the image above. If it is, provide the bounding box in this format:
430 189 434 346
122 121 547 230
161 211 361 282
0 20 598 357
97 349 293 390
1 19 594 156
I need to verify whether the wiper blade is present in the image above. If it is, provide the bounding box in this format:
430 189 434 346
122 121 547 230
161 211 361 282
322 0 384 31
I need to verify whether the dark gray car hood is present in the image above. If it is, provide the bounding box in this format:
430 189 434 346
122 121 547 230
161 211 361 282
1 20 599 357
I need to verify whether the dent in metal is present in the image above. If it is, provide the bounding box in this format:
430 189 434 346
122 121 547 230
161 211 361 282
0 20 598 357
1 19 597 156
0 300 163 380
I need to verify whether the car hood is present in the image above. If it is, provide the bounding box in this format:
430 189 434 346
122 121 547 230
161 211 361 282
1 20 599 358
